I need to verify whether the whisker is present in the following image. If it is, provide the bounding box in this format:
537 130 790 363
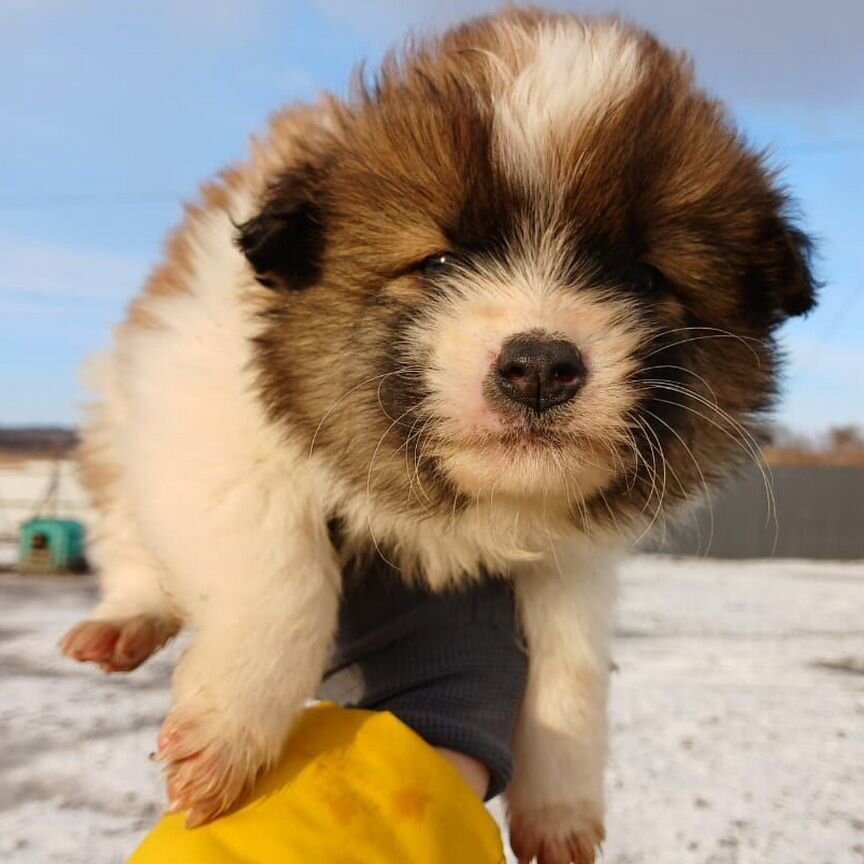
364 402 422 572
632 379 775 529
642 329 764 365
640 407 715 557
308 366 422 457
644 394 778 552
399 413 436 513
620 427 650 494
649 325 766 345
627 416 662 517
636 379 766 461
638 363 722 406
548 448 587 533
630 415 669 546
410 416 438 507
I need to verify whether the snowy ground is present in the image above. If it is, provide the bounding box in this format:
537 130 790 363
1 557 862 864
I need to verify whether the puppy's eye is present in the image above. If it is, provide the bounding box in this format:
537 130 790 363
416 252 458 276
634 263 666 294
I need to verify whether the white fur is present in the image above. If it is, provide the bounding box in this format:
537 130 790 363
73 21 650 854
85 187 342 775
493 19 642 183
79 356 177 623
409 246 644 503
81 187 627 838
507 537 620 848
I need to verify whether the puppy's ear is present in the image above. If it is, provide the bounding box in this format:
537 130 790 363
236 163 327 291
763 216 819 321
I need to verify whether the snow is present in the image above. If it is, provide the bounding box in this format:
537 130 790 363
1 557 862 864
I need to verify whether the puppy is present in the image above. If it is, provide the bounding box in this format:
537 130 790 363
60 8 815 863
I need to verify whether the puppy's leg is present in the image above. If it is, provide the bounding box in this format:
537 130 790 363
159 524 339 826
507 541 619 864
93 201 342 823
61 496 180 673
132 431 340 826
61 387 180 673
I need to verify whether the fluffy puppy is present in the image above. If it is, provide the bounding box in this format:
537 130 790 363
61 8 815 864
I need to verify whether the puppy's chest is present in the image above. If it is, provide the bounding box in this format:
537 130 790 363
325 508 521 593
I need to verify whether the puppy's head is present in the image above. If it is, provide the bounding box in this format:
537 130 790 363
240 9 816 533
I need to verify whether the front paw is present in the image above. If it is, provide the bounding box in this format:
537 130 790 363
60 615 177 672
509 805 605 864
156 703 276 827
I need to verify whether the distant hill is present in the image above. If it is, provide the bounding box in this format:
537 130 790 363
0 427 79 459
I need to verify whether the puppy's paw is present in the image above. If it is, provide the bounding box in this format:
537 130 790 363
60 615 177 672
156 705 271 827
509 805 605 864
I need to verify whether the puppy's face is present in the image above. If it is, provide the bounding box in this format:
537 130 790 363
241 10 815 532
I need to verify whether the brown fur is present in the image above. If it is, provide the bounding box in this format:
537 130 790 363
236 10 815 543
67 11 818 857
82 7 816 563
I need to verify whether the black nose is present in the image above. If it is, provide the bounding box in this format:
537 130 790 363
495 335 586 413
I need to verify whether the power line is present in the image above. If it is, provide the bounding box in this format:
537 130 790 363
797 282 864 369
0 194 183 210
782 139 864 155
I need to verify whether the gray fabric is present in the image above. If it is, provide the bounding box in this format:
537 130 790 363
319 557 528 800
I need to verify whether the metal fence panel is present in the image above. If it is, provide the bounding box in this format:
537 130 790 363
650 467 864 559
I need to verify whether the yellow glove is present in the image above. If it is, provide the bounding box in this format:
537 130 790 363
130 702 505 864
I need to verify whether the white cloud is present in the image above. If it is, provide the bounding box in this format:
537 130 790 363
6 1 861 104
311 0 864 105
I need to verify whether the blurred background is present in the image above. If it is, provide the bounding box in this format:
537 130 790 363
1 0 863 557
0 2 861 863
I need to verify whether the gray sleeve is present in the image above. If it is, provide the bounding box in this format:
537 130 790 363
319 560 528 800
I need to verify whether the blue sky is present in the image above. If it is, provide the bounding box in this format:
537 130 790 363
2 0 862 433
